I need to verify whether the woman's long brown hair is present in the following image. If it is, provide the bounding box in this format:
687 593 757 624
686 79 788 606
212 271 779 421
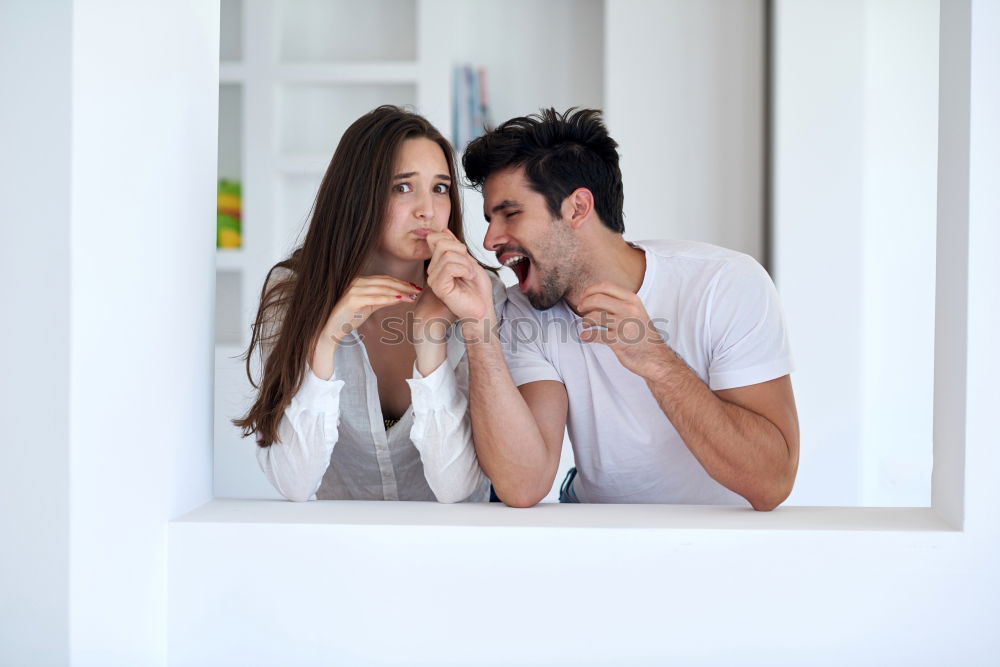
232 106 469 447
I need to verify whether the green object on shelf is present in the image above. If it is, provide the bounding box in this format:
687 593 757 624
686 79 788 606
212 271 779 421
217 214 241 248
218 179 241 197
217 179 242 249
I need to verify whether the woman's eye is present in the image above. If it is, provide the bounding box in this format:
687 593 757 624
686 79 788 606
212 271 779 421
433 183 450 194
394 183 412 193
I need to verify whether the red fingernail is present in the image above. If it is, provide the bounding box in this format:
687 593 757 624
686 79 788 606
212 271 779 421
395 295 401 299
409 282 422 290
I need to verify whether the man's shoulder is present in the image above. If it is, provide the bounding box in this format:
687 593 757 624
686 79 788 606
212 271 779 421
637 239 765 284
636 238 753 266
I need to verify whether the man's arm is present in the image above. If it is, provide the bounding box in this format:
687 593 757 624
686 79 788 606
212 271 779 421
463 320 567 508
421 229 566 507
578 281 799 511
644 354 799 511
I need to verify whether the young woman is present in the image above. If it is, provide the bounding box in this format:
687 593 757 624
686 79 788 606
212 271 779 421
233 106 503 502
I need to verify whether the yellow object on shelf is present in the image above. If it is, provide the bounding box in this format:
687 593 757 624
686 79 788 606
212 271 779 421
217 179 242 249
218 227 242 248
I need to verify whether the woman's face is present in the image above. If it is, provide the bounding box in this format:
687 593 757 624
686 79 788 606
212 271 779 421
379 137 453 261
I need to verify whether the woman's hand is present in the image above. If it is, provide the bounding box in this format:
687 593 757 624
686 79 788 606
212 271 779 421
322 275 421 343
310 275 420 380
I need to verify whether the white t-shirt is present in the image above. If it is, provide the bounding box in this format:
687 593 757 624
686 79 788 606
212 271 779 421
499 240 794 504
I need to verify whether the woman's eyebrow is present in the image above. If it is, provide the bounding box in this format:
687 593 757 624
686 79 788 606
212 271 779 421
392 171 451 180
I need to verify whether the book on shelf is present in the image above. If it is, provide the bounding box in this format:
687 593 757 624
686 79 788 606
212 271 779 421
451 64 491 152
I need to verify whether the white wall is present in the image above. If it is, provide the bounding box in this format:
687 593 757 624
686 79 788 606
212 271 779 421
604 0 766 262
1 1 218 665
774 0 939 506
68 1 218 661
0 2 72 664
859 0 939 506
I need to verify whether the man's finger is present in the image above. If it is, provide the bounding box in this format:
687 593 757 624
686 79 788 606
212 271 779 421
579 324 614 346
429 250 476 278
428 258 476 288
577 295 625 318
580 281 636 302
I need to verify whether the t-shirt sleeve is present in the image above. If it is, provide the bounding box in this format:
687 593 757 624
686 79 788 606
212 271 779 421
498 290 562 387
706 256 794 391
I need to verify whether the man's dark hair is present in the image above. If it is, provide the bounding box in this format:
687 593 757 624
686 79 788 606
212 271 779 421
462 107 625 234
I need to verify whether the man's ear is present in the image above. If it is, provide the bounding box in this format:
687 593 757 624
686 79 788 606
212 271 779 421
561 188 594 230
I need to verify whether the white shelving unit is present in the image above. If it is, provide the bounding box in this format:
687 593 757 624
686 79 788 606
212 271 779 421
215 0 604 498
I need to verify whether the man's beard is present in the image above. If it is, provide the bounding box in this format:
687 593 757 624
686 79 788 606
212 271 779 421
523 217 578 311
527 261 567 311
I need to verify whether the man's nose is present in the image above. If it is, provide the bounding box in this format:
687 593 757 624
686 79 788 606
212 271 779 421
483 221 505 253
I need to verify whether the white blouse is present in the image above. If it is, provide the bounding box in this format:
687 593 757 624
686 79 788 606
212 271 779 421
255 270 504 503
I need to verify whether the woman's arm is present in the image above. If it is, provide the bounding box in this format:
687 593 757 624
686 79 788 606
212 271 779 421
407 351 491 503
256 358 345 502
406 277 489 502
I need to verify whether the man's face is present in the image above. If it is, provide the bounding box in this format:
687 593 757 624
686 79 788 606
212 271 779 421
482 167 578 310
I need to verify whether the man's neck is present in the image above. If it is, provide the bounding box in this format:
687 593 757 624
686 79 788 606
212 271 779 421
564 233 646 314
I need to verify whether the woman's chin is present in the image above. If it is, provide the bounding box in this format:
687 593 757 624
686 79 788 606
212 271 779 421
411 240 433 261
393 248 432 263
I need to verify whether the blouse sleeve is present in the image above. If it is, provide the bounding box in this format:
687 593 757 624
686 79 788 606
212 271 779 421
256 365 345 502
252 266 344 502
406 357 490 503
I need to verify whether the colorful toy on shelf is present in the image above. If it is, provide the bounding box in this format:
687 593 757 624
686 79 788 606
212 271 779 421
217 179 242 249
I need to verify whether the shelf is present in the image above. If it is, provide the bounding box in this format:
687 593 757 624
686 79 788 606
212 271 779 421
214 269 243 347
274 62 419 84
219 63 247 83
277 0 416 64
276 82 417 156
216 249 245 272
276 155 330 174
218 83 242 183
220 0 243 63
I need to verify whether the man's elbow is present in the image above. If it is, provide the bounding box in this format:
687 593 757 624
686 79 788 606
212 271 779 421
494 485 547 508
748 474 796 512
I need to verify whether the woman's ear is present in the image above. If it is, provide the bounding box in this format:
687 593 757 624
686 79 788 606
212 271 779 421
561 188 595 230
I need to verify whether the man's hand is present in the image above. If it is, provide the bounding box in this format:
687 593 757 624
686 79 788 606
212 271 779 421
577 281 672 379
426 230 493 322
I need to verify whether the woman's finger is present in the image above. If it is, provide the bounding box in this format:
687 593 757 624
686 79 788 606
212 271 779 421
354 275 422 292
350 285 419 300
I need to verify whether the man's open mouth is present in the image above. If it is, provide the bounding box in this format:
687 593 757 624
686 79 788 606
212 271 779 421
501 253 533 292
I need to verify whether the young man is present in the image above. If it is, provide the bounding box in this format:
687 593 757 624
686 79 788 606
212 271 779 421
425 108 799 510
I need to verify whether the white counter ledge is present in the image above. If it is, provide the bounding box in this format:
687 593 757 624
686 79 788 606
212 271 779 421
172 498 955 532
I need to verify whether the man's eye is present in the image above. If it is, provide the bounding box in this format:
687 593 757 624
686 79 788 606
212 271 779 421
434 183 450 194
394 183 412 193
507 211 519 219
